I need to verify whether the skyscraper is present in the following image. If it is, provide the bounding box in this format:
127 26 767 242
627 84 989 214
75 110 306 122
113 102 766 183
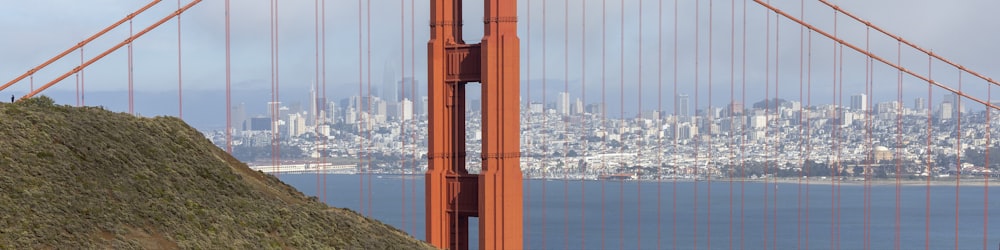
945 93 962 118
267 101 281 117
913 97 926 112
398 77 420 103
382 62 398 104
938 102 953 120
308 86 317 126
231 102 246 133
851 93 867 111
557 92 570 115
572 98 584 115
676 94 690 117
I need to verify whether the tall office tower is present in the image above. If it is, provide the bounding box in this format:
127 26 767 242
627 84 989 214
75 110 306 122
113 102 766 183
945 93 962 117
382 63 398 104
676 94 690 117
231 102 246 133
398 77 420 103
851 93 867 111
267 101 281 117
557 92 570 115
287 113 306 138
308 86 317 126
572 98 584 115
914 97 926 112
420 96 428 116
327 101 337 124
938 101 954 120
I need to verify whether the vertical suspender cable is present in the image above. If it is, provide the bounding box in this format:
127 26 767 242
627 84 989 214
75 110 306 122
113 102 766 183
321 0 329 204
366 0 373 217
954 72 963 250
398 0 406 232
797 1 805 248
694 1 701 248
177 0 183 119
356 0 364 215
763 2 771 248
925 52 932 250
618 0 626 247
984 80 991 250
75 72 79 105
773 12 780 250
836 38 845 250
314 0 322 211
410 0 418 234
128 18 134 114
657 0 664 248
225 0 232 153
706 1 713 247
600 0 608 246
600 0 607 246
894 39 902 250
829 10 837 250
541 0 548 246
864 25 872 250
580 0 588 246
269 0 275 174
563 0 570 246
730 0 737 248
322 0 329 205
806 27 813 249
857 24 864 250
76 59 80 106
80 47 85 106
270 0 278 176
672 0 679 247
525 0 532 242
276 0 282 175
740 0 748 247
409 0 416 235
636 0 643 246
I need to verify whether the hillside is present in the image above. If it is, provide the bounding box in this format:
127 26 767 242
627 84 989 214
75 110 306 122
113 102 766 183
0 97 433 249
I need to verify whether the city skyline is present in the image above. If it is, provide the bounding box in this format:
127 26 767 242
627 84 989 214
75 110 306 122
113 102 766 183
4 1 1000 119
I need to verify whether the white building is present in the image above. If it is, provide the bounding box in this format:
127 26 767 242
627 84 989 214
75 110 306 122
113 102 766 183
400 98 414 121
558 92 570 115
851 93 867 111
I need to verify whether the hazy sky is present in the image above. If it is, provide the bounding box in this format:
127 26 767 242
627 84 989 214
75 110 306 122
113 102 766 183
2 0 1000 117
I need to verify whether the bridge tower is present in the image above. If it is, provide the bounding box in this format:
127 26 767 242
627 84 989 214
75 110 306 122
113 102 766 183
426 0 522 249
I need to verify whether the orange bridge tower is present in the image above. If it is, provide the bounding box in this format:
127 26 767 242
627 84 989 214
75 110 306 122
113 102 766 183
425 0 522 249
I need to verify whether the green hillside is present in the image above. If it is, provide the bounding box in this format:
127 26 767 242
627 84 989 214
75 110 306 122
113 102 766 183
0 97 433 249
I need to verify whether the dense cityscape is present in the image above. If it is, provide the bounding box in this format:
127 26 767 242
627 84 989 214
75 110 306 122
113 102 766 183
204 81 1000 181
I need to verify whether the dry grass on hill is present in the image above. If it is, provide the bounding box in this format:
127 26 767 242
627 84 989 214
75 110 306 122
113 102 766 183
0 97 434 249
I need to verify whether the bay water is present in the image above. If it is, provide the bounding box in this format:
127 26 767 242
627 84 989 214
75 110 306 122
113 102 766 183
279 174 997 249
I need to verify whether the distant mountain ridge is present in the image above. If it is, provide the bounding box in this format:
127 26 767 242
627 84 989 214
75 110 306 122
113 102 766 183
0 96 432 249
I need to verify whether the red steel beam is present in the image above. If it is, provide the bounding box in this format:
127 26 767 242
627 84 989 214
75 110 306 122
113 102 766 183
752 0 1000 111
1 0 162 92
21 0 203 101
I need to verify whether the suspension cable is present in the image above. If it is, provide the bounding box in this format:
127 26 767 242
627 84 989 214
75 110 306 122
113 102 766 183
1 0 164 92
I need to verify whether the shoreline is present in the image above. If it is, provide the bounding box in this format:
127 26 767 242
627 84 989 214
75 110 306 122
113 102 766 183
265 170 1000 187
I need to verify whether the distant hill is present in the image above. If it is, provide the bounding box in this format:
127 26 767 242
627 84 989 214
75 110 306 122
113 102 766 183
0 97 433 249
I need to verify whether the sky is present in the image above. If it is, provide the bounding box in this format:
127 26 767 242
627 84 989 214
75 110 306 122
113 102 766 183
2 0 1000 125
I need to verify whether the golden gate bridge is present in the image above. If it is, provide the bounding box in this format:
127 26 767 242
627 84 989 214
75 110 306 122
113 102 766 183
1 0 997 249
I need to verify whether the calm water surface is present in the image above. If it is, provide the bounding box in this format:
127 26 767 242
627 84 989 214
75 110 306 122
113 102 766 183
278 174 998 250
